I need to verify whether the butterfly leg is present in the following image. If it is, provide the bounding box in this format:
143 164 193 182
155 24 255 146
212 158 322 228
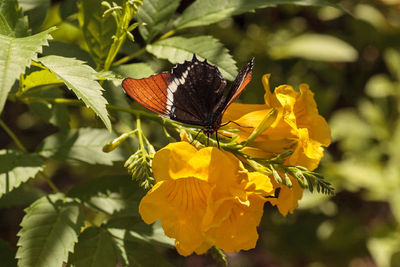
215 131 220 149
190 129 202 145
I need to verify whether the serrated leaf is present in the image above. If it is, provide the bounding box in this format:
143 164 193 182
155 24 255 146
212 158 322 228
269 33 358 62
38 55 111 131
0 27 54 115
16 193 84 267
0 0 29 37
146 35 237 80
173 0 342 30
38 128 125 165
77 0 118 66
0 149 44 198
137 0 180 42
68 227 118 267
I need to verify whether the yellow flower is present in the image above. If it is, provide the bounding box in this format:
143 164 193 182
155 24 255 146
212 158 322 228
222 74 331 216
139 142 273 256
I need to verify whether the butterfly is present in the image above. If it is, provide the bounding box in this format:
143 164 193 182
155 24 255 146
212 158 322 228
122 54 254 145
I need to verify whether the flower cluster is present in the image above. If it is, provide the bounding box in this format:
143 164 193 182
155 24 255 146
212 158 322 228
137 74 331 256
223 74 331 215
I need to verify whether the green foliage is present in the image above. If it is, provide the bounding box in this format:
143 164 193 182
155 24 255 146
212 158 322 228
2 0 395 265
16 193 84 267
38 56 112 131
0 0 28 37
68 227 118 267
147 35 238 80
38 128 125 165
269 33 358 62
0 27 53 114
136 0 179 43
0 149 43 198
173 0 341 30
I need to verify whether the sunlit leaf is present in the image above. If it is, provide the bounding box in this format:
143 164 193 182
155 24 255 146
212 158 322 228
146 35 237 80
137 0 180 42
269 33 358 62
368 232 400 267
16 193 84 267
0 27 54 115
68 227 118 267
38 128 125 165
0 0 29 37
174 0 343 30
384 48 400 81
112 62 155 79
23 69 62 91
0 150 43 198
38 55 111 131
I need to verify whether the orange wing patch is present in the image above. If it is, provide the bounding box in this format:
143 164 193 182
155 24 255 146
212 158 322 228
226 71 252 108
122 73 171 115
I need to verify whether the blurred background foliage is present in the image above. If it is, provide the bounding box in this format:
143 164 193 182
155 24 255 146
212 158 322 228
1 0 400 266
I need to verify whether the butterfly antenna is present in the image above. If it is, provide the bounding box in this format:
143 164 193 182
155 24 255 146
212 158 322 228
215 131 220 149
221 120 253 129
190 129 202 145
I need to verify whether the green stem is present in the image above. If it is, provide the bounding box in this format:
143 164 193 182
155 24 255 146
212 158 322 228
136 115 145 153
0 118 26 151
39 172 60 193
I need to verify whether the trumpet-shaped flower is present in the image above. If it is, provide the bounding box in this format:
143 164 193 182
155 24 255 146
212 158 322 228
139 142 273 256
222 74 331 215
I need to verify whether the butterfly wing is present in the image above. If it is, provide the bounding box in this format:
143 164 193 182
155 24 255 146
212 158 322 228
122 54 228 126
214 57 254 117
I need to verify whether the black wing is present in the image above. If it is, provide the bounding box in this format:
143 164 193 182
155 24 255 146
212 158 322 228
165 54 227 126
214 58 254 118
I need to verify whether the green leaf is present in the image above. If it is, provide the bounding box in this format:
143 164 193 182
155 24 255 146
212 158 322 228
269 33 358 62
77 0 118 66
146 35 237 80
69 175 143 217
0 27 54 115
107 221 174 248
0 0 29 37
23 69 62 91
16 193 84 267
38 55 111 131
112 62 155 79
68 227 118 267
0 183 45 209
384 48 400 81
136 0 180 42
0 149 44 199
173 0 342 30
38 128 125 165
109 228 174 266
19 0 50 31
